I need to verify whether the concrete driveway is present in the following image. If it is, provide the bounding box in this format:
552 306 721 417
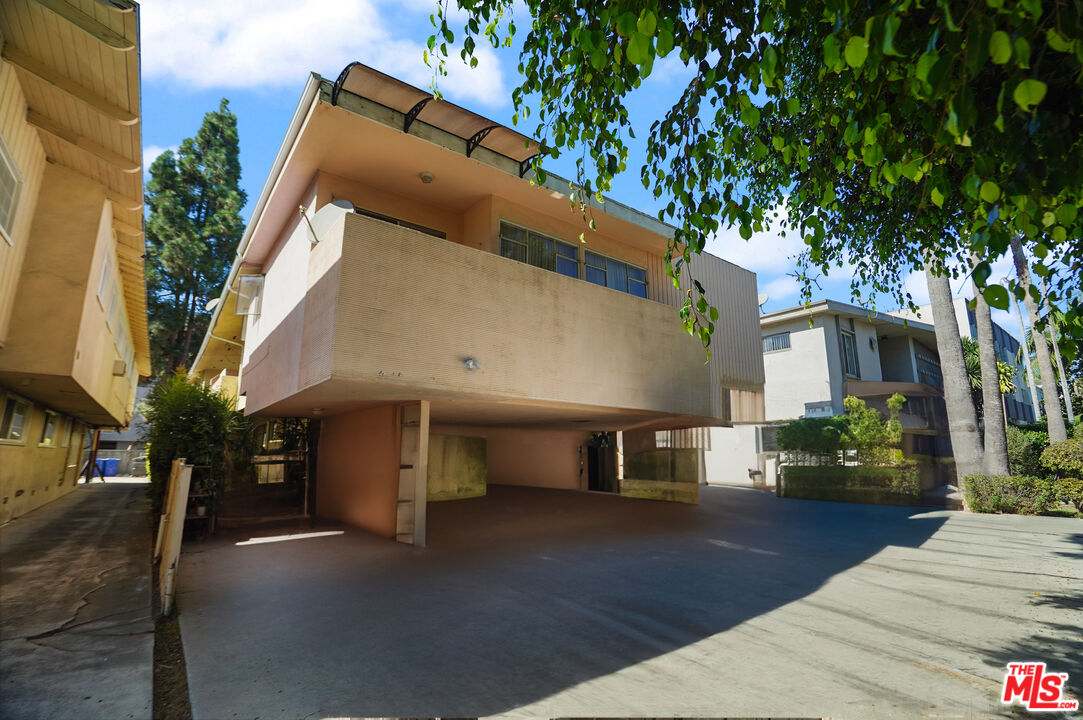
176 485 1082 719
0 481 153 720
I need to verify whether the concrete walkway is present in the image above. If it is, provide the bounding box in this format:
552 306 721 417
0 481 154 719
178 485 1082 720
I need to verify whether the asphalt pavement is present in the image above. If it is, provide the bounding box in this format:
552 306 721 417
0 481 153 719
176 484 1083 720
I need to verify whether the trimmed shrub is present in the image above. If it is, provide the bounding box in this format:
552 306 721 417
1040 438 1083 477
1005 424 1049 477
1055 478 1083 513
963 475 1056 515
777 417 844 460
781 464 921 505
141 371 237 515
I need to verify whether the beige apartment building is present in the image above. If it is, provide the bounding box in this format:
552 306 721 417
192 64 764 545
0 0 149 523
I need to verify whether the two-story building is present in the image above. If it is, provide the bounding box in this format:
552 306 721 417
893 298 1037 424
706 300 952 488
191 63 765 546
0 0 149 523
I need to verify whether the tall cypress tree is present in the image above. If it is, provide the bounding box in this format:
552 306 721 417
145 99 246 376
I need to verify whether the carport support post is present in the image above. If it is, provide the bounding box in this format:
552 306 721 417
396 401 429 547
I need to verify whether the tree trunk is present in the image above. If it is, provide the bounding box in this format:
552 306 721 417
925 264 984 481
179 290 199 370
971 268 1009 476
1010 236 1068 443
1014 296 1042 421
1039 276 1076 426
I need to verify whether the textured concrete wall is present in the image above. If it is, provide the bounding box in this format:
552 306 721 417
427 434 486 502
316 405 399 537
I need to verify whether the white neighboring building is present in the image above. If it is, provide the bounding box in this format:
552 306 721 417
892 298 1037 424
705 300 952 488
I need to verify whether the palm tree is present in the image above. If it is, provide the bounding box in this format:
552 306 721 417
1010 236 1068 442
970 273 1009 475
925 264 984 480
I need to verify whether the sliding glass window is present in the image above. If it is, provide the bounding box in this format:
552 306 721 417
500 222 579 278
585 251 648 298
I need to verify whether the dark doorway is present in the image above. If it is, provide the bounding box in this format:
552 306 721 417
587 432 618 493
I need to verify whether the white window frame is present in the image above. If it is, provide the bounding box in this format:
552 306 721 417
1 394 32 445
498 220 580 279
841 329 859 377
39 410 59 448
0 134 22 246
583 248 649 298
762 331 791 353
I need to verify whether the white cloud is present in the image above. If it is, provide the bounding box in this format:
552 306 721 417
706 204 805 276
143 144 178 174
762 275 800 302
141 0 507 107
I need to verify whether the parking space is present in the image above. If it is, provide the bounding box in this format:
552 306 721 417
177 485 1082 719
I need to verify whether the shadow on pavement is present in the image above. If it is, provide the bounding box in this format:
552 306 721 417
177 485 958 717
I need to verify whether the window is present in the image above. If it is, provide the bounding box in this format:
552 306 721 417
762 332 791 353
39 412 58 447
0 136 21 242
1 396 31 443
499 222 579 278
841 330 859 377
584 250 648 298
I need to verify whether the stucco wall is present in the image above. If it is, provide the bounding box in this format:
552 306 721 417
0 163 135 425
430 424 589 491
0 59 47 346
316 404 400 538
0 407 85 524
762 318 834 420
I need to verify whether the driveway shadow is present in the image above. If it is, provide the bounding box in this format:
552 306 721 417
178 485 953 718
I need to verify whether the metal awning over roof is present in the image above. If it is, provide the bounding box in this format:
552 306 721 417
331 62 541 171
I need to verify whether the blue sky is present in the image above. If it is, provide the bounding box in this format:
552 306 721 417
138 0 1020 331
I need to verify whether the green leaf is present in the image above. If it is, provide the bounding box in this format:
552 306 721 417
637 10 657 36
739 224 753 240
915 53 938 82
883 14 901 56
980 181 1000 203
626 32 651 65
1052 226 1067 243
845 36 869 68
983 285 1010 310
786 97 801 115
1014 37 1031 68
931 187 945 208
989 31 1011 64
616 12 637 37
1013 79 1047 111
1055 204 1078 224
741 105 761 129
1046 28 1073 53
972 261 992 287
709 306 719 323
655 29 674 57
823 35 840 67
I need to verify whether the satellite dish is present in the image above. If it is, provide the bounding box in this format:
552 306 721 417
757 293 769 312
205 297 220 312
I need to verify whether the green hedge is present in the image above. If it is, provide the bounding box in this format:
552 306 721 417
780 464 921 505
963 475 1056 515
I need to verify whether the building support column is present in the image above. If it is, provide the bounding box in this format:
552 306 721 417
396 401 429 547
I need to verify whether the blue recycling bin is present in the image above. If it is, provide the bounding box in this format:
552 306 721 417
102 458 119 477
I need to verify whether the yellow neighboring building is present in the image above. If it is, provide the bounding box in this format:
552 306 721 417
0 0 149 523
193 64 765 545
